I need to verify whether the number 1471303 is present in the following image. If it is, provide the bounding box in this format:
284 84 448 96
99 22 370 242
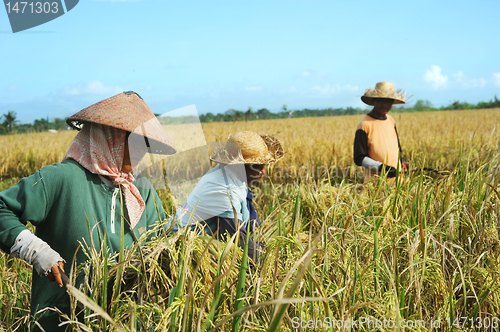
5 2 60 14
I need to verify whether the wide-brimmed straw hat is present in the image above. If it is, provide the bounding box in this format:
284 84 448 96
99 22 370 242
361 81 406 106
66 91 176 155
210 131 284 165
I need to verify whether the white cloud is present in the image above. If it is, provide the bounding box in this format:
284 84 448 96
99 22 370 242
301 70 326 79
453 71 487 88
244 86 262 91
493 72 500 88
62 80 123 96
454 71 466 83
310 84 359 95
424 65 448 89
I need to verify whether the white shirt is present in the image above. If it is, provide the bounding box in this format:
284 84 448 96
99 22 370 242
173 164 250 228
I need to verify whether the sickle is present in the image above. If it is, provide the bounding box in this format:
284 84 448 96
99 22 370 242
58 266 85 311
58 266 70 287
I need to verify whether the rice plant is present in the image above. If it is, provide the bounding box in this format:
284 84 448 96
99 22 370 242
0 108 499 331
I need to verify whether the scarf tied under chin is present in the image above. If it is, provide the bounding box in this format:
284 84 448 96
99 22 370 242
63 123 145 229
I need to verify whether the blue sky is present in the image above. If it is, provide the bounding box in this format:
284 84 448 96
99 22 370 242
1 0 499 124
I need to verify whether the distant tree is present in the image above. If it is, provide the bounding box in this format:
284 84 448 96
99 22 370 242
15 123 33 134
477 95 500 109
2 110 17 133
234 110 244 121
256 108 270 119
34 118 49 132
51 117 66 130
204 112 215 122
245 107 252 122
224 109 236 121
446 101 474 110
414 100 433 111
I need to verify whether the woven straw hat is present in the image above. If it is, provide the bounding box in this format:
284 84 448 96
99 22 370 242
210 131 284 164
66 91 176 155
361 82 406 106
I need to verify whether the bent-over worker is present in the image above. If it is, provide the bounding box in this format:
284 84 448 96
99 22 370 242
172 131 284 262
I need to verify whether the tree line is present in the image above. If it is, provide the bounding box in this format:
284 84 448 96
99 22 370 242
197 105 368 123
197 95 500 123
2 95 500 134
0 112 69 135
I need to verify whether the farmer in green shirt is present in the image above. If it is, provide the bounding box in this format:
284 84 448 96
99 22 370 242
0 91 176 331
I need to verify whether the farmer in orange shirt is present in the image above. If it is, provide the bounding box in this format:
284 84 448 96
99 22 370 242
353 81 410 179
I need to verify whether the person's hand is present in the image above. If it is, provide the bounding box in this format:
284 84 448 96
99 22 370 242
47 261 65 287
378 164 397 178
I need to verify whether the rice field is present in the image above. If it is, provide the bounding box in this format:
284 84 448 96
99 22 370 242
1 108 500 331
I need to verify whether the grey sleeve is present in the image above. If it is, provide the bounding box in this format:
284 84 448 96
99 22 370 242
361 156 382 171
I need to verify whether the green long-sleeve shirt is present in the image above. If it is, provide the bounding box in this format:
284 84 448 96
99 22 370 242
0 159 166 331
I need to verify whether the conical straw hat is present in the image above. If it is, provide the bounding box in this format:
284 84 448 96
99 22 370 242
361 81 406 106
66 91 176 155
210 131 284 164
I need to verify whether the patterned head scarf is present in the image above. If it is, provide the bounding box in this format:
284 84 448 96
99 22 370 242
63 123 145 229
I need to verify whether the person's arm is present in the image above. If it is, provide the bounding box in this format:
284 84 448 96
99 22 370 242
353 129 369 167
10 229 65 286
0 170 65 286
0 171 47 252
